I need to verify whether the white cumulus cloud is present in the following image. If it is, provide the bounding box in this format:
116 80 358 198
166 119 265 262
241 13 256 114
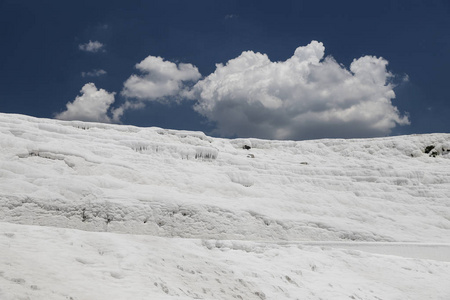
121 55 201 101
81 69 107 78
190 41 409 140
78 40 105 53
55 83 115 123
116 55 202 118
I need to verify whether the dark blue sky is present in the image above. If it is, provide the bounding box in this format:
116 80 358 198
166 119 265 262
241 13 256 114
1 0 449 139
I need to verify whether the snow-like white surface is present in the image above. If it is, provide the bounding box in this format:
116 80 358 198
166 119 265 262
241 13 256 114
1 113 449 299
2 222 450 300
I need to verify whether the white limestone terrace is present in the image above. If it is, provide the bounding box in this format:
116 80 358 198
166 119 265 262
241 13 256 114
1 112 449 299
1 113 449 242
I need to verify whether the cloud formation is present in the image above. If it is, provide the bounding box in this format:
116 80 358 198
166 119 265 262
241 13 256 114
78 40 105 53
81 69 107 78
190 41 409 140
121 55 201 101
69 41 408 139
55 83 115 123
111 101 145 123
114 56 201 117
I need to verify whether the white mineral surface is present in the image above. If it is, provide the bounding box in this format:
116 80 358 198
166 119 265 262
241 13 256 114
1 113 449 299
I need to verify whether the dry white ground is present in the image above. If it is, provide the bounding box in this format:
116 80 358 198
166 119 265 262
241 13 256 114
1 113 449 299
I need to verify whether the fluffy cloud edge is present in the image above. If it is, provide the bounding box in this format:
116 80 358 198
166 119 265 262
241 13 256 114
190 41 409 140
113 55 202 118
55 83 115 123
121 55 201 101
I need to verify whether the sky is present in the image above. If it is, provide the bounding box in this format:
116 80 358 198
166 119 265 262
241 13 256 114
0 0 449 140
